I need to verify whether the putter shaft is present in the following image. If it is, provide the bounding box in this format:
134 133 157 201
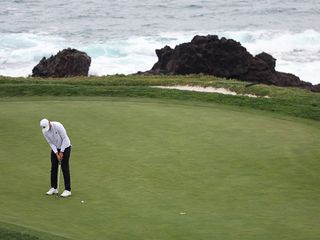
56 162 61 198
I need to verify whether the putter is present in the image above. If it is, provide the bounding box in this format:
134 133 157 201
56 161 61 199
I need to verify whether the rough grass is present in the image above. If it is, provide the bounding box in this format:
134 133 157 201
0 75 319 121
0 222 69 240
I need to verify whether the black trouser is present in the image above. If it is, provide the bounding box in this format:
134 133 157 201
51 146 71 191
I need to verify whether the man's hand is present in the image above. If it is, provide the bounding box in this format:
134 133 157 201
59 152 64 161
56 152 62 161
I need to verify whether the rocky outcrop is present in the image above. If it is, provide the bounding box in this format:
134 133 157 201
145 35 318 91
32 48 91 77
311 84 320 92
255 52 276 70
150 35 252 77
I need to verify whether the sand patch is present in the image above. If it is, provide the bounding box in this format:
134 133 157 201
153 85 270 98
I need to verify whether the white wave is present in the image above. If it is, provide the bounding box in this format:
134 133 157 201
220 29 320 84
0 30 319 85
0 33 67 77
158 29 320 84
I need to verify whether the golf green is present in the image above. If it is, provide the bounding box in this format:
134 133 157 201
0 97 319 240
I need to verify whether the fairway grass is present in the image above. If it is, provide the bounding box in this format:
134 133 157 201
0 97 320 240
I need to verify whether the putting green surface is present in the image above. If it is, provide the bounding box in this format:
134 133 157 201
0 97 320 240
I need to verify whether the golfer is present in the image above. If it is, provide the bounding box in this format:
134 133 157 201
40 118 72 197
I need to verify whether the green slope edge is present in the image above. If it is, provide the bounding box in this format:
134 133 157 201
0 74 319 121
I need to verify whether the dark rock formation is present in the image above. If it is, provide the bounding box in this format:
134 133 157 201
151 35 252 78
311 84 320 92
32 48 91 77
255 52 276 70
145 35 318 91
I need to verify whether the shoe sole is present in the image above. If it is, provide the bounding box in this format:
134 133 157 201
60 195 72 198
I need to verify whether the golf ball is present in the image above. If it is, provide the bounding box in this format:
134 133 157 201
81 200 84 203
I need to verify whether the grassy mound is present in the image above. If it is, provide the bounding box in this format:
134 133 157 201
0 97 319 239
0 75 319 120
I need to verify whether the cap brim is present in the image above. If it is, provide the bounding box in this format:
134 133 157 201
42 125 50 133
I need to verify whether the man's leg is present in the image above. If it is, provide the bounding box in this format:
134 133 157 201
50 150 59 189
61 146 71 191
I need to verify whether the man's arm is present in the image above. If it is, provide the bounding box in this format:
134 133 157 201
44 135 61 161
44 135 58 154
57 123 71 155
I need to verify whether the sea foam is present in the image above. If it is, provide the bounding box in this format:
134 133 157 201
0 30 319 84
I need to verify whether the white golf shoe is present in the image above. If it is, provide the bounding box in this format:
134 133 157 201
61 190 72 198
46 188 58 195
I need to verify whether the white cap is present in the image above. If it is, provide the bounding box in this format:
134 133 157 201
40 118 50 133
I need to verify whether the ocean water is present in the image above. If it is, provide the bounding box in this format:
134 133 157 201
0 0 320 84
